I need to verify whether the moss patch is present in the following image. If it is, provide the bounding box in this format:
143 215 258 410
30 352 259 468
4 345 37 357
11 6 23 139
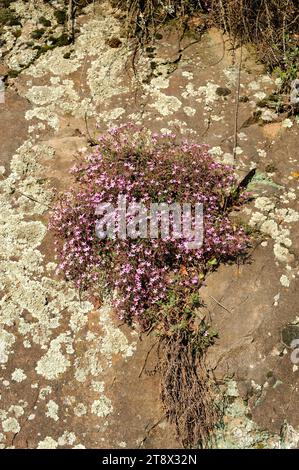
54 10 66 25
31 29 45 40
0 7 20 26
39 16 51 27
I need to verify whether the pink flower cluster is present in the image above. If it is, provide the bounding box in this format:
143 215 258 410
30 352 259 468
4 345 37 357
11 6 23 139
49 124 249 327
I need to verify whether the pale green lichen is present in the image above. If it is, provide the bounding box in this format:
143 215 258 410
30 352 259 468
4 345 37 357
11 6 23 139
37 436 58 449
35 344 71 380
6 49 38 72
212 380 299 449
280 274 290 287
58 431 77 446
99 305 137 360
2 417 20 434
183 106 196 116
45 400 59 422
0 330 15 364
149 91 182 116
249 194 298 266
27 48 81 78
11 369 26 383
91 397 113 418
24 80 96 130
0 119 135 441
9 405 24 418
73 403 87 417
198 81 220 105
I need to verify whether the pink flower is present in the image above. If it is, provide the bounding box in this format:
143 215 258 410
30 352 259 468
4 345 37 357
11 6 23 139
49 123 249 328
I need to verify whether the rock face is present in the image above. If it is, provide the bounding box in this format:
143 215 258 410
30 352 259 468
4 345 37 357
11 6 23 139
1 1 299 449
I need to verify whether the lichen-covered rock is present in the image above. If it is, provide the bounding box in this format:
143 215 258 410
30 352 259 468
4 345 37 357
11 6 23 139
1 0 299 449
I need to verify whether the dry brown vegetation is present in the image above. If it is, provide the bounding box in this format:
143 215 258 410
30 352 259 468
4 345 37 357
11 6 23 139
115 0 299 70
159 333 220 448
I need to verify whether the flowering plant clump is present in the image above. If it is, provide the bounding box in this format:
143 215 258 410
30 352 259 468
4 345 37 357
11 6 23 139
50 123 249 328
